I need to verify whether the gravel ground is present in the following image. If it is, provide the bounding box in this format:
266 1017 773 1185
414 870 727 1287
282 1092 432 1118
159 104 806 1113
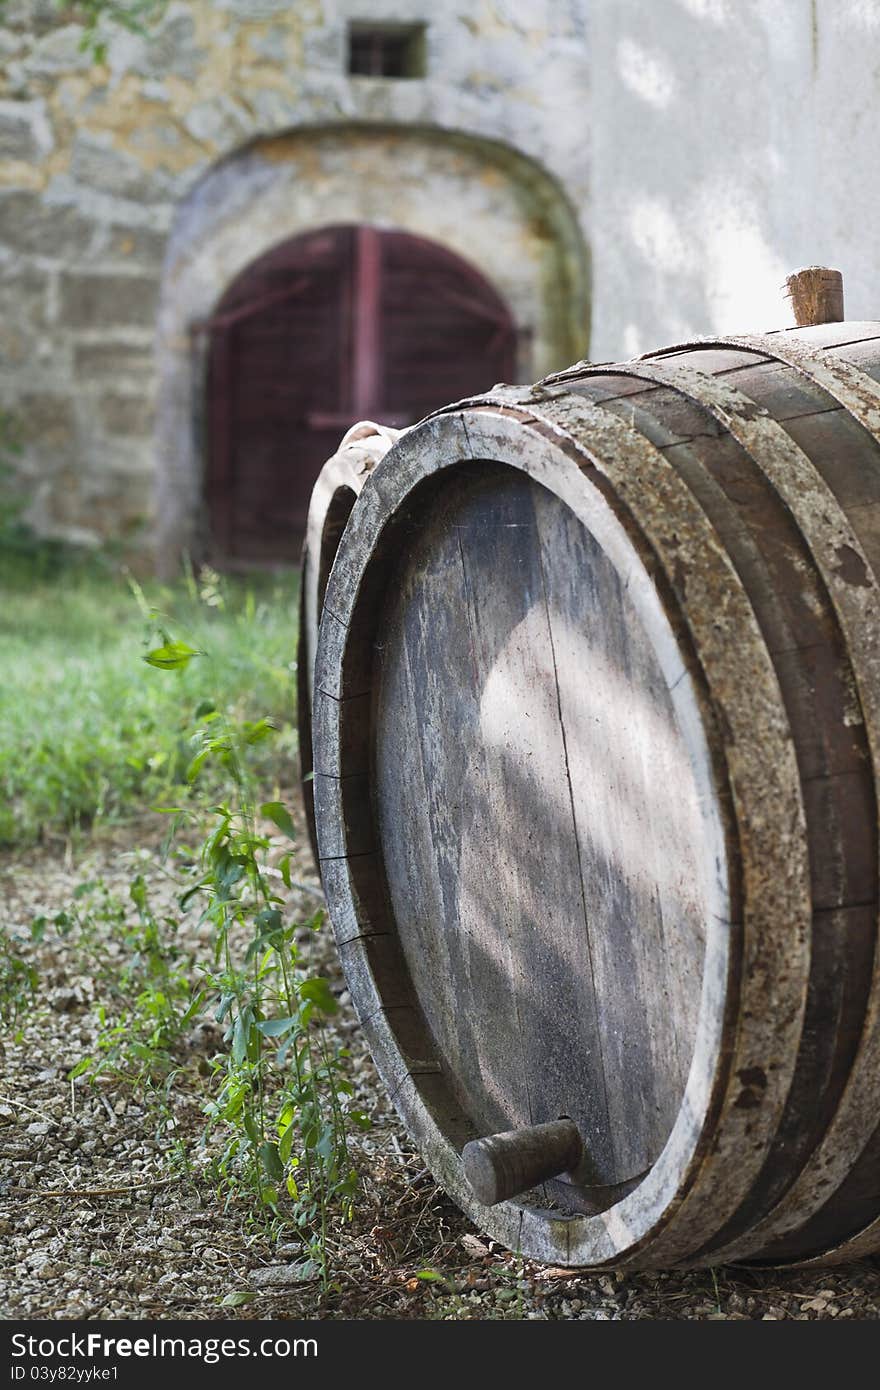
3 794 880 1322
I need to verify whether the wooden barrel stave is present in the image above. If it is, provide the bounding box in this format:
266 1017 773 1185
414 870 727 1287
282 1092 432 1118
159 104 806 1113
375 466 708 1190
562 352 880 1262
572 330 878 1267
575 359 880 891
312 324 880 1267
638 335 880 1263
546 336 880 1263
604 405 877 1259
316 402 800 1266
466 395 816 1268
761 1121 880 1263
297 422 402 863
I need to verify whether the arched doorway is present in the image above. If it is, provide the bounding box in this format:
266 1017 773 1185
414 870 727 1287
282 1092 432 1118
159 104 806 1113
203 225 517 564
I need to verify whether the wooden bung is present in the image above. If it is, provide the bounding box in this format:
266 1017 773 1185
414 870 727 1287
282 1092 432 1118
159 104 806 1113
462 1120 584 1206
785 266 844 326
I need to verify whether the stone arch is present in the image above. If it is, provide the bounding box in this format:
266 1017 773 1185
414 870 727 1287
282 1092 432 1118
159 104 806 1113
154 123 590 569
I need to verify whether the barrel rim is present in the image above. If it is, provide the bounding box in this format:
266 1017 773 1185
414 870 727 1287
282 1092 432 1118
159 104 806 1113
298 427 402 863
300 424 402 713
449 394 812 1266
553 347 880 1262
313 402 766 1266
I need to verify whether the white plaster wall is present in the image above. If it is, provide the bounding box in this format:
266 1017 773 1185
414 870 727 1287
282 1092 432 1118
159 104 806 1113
588 0 880 359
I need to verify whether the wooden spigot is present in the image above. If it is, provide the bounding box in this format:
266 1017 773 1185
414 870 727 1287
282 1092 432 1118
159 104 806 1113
461 1118 583 1206
785 266 844 326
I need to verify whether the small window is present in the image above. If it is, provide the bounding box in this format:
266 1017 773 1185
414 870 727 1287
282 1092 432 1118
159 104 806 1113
347 23 426 78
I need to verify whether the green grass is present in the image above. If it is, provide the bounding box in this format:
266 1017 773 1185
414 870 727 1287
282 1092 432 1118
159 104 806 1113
0 542 366 1284
0 550 300 849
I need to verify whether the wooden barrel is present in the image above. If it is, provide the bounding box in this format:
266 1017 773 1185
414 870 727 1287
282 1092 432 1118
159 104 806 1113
296 422 401 863
312 322 880 1268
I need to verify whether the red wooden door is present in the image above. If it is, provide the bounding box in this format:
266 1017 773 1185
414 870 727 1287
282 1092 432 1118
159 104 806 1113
205 225 517 564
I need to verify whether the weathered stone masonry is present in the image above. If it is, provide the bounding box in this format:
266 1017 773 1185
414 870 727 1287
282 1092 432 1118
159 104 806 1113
0 0 591 561
6 0 874 564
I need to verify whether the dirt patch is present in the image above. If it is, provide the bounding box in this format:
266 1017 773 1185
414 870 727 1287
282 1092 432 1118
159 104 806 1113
2 799 880 1321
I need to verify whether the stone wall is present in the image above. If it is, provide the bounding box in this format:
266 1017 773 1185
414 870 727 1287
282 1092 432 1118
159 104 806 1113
156 127 589 562
3 0 878 557
0 0 591 554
